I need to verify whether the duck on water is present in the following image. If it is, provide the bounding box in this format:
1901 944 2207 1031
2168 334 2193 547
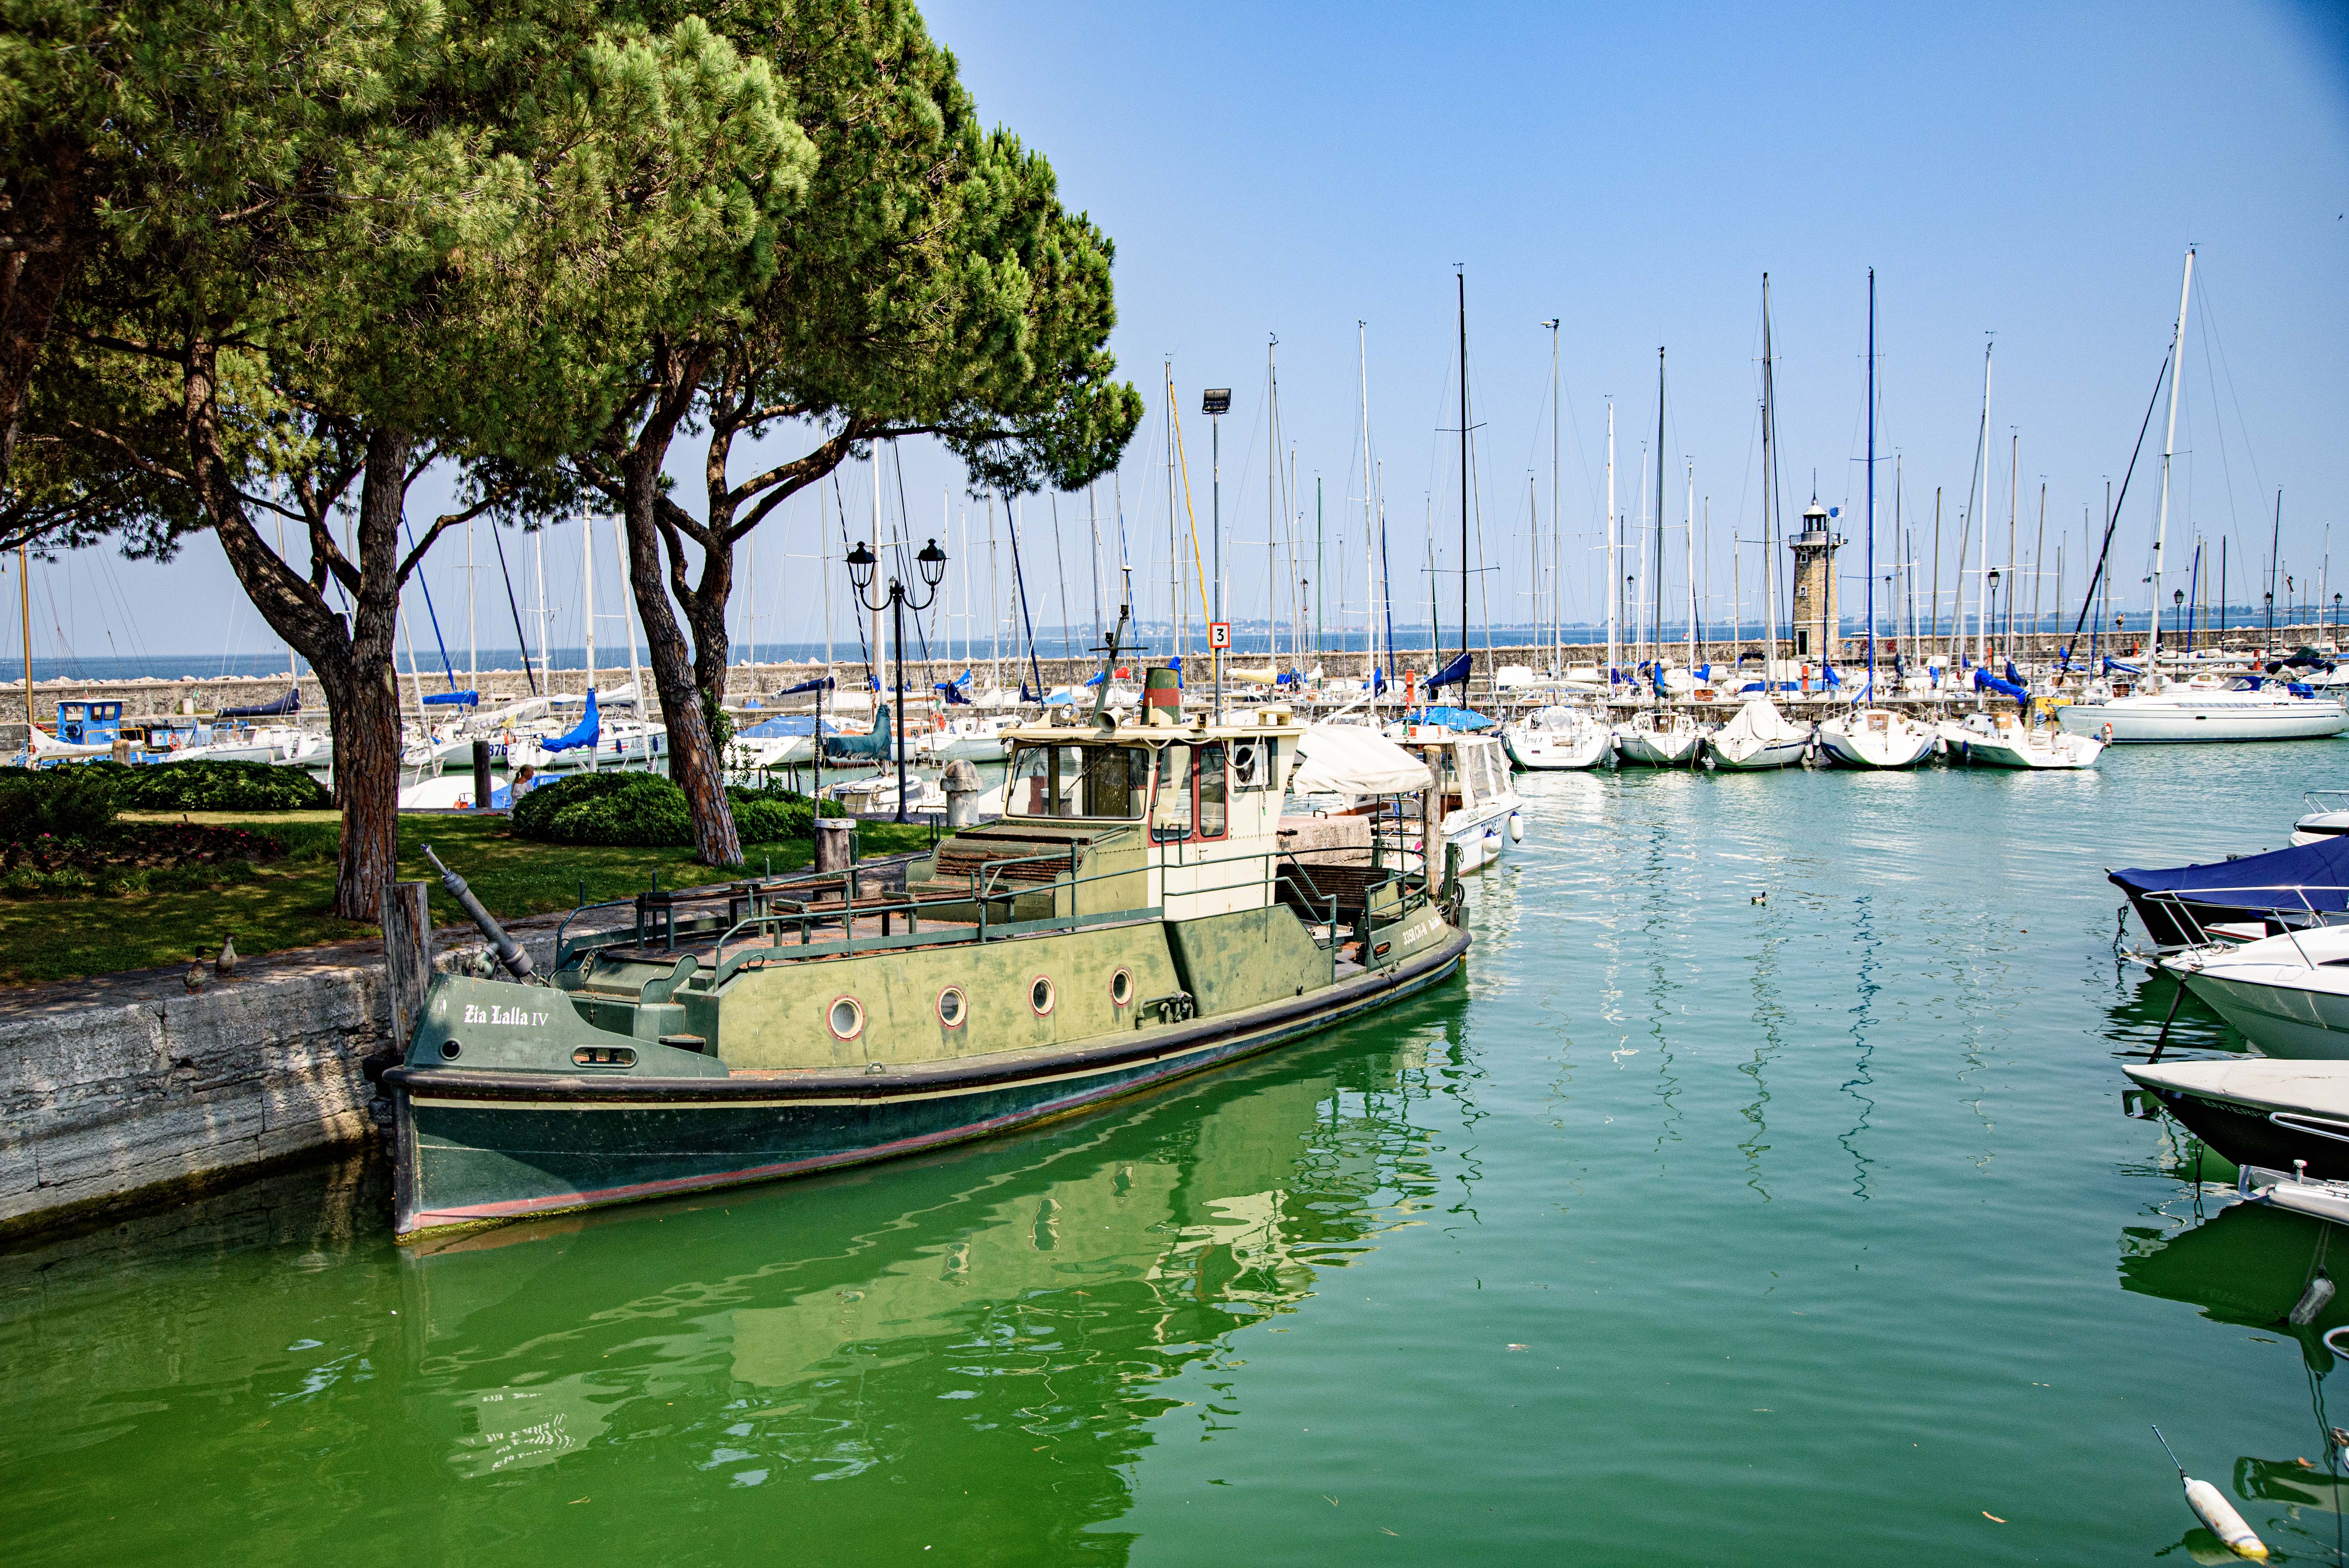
381 679 1470 1245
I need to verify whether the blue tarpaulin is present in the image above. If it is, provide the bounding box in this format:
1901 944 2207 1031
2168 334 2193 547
737 714 820 738
1403 705 1496 731
2112 834 2349 948
541 690 600 752
219 687 300 719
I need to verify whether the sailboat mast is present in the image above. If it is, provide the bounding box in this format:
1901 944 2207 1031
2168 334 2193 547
610 504 641 725
1605 400 1617 685
581 514 597 773
1359 322 1376 702
1684 460 1696 677
1971 342 1995 669
1457 271 1470 677
1545 317 1560 672
533 529 550 696
1865 267 1877 690
1268 335 1280 673
1654 349 1666 683
2149 247 2195 671
1761 274 1780 678
465 518 476 691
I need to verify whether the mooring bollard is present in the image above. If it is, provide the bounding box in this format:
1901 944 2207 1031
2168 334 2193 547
941 759 981 829
471 738 493 809
381 880 435 1050
814 816 855 875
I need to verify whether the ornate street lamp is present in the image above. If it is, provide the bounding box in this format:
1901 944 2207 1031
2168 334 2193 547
847 537 946 822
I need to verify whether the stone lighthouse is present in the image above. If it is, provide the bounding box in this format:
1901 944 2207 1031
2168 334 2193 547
1788 500 1843 661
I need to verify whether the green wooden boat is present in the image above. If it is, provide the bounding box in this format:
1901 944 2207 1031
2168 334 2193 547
383 693 1469 1243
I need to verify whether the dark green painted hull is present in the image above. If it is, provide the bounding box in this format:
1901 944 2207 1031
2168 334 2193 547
385 929 1468 1241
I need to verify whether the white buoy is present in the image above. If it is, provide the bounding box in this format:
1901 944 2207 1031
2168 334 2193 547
2155 1427 2268 1560
2291 1275 2336 1326
1508 813 1523 843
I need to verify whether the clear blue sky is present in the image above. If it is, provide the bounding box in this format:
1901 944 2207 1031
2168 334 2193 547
17 0 2348 669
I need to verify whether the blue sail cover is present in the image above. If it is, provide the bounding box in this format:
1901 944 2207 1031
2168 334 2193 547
937 679 973 704
1404 705 1496 731
1973 668 2029 703
2111 833 2349 948
541 690 600 752
737 714 820 738
779 675 835 698
422 690 479 707
1426 652 1472 691
219 687 301 718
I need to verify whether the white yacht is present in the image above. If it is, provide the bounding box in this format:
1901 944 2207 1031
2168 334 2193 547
2162 923 2349 1060
1939 711 2103 770
2293 792 2349 846
1501 705 1611 770
1816 708 1936 770
1612 709 1704 768
1703 700 1811 771
2057 677 2349 743
1389 723 1522 872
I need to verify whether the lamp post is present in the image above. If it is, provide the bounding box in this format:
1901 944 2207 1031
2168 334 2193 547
846 536 946 823
2265 591 2276 652
1987 568 2001 665
2335 592 2342 645
2172 588 2184 660
1203 388 1230 721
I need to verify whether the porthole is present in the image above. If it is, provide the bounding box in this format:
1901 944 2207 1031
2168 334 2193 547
440 1040 462 1060
828 996 865 1041
1109 968 1134 1008
1029 975 1056 1016
937 986 967 1028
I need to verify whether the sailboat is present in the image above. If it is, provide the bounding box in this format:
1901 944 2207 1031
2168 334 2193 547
1613 350 1705 768
2056 249 2348 745
1705 287 1809 772
1816 271 1935 770
1501 704 1612 770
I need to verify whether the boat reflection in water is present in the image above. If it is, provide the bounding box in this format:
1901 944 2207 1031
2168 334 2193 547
2120 1199 2349 1562
394 1029 1438 1556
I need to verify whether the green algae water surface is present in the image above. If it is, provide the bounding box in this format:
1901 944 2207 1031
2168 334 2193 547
6 743 2347 1565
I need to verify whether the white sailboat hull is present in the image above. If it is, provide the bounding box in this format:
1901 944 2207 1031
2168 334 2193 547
1706 733 1809 770
1816 712 1936 770
1613 729 1701 767
2058 693 2349 743
1502 720 1611 770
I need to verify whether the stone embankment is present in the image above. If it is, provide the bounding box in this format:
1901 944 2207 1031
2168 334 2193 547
0 854 926 1242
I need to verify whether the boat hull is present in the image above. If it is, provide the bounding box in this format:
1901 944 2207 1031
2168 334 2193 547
1502 726 1609 770
385 928 1470 1241
1613 730 1700 767
1816 718 1935 770
1704 735 1808 770
2183 967 2349 1060
2058 698 2349 743
2127 1065 2349 1180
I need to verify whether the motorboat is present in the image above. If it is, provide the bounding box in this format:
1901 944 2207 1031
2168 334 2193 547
1611 708 1703 768
1815 707 1936 770
1703 699 1811 771
1386 722 1522 871
917 713 1016 764
2125 1057 2349 1178
1500 705 1611 770
378 696 1470 1242
824 769 948 816
2293 791 2349 846
1939 711 2103 770
2111 834 2349 951
2057 678 2349 743
2161 923 2349 1060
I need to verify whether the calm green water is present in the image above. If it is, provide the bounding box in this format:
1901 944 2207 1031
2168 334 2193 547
8 745 2349 1565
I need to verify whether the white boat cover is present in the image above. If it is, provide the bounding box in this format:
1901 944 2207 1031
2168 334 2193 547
1715 698 1808 747
1289 723 1434 797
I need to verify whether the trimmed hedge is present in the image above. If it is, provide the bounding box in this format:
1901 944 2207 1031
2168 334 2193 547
0 766 120 837
508 771 840 847
112 759 333 812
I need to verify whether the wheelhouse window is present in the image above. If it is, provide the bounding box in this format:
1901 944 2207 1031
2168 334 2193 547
1151 745 1193 840
1196 743 1228 838
1007 744 1152 820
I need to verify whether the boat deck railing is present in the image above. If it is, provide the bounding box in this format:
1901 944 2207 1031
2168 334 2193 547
555 837 1432 995
2140 885 2349 952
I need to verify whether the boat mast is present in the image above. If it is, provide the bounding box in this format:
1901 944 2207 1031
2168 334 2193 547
1865 267 1877 694
1605 400 1617 688
610 504 642 724
533 528 550 698
1458 271 1470 682
1761 275 1781 683
1545 317 1560 674
2149 246 2195 677
1654 349 1666 690
1359 322 1376 707
465 518 476 693
1684 459 1697 679
581 513 597 772
1971 341 1994 670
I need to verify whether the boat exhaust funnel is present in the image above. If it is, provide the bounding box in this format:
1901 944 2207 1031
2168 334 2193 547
421 845 536 982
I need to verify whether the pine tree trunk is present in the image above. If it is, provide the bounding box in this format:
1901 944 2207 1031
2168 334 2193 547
0 139 87 490
620 438 742 866
319 651 402 920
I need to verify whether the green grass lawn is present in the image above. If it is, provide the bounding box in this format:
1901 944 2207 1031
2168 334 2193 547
0 813 934 987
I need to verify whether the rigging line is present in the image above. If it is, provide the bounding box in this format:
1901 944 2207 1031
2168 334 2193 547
1003 492 1048 702
2194 288 2244 545
490 523 538 696
887 439 934 665
1051 491 1072 659
2066 346 2176 655
832 471 874 683
400 520 459 691
2194 265 2267 506
1168 397 1210 640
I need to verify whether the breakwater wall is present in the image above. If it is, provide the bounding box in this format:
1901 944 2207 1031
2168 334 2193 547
9 624 2338 747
